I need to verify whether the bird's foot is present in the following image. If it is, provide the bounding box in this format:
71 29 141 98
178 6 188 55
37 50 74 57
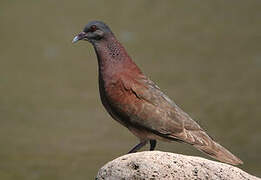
128 141 147 153
149 140 157 151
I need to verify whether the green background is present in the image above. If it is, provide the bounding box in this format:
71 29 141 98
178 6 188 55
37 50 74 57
1 0 260 179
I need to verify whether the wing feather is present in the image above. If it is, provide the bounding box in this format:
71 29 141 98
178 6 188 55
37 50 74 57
110 74 207 145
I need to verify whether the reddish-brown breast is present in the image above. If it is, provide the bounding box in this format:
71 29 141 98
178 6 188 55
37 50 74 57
93 34 143 127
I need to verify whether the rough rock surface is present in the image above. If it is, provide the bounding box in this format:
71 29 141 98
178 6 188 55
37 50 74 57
96 151 260 180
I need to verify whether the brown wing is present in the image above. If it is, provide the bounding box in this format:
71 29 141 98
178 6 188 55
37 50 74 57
110 73 209 146
106 73 243 165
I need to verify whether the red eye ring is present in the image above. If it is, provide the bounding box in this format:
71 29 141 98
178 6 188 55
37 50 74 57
90 25 97 32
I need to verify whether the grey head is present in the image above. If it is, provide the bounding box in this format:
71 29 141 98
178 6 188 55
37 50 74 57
72 21 113 44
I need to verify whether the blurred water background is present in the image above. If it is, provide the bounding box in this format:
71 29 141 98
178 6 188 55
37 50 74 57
0 0 260 179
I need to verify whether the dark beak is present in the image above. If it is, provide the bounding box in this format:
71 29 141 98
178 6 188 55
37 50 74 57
72 32 87 43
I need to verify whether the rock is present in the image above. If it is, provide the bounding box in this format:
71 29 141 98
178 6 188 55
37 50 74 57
96 151 260 180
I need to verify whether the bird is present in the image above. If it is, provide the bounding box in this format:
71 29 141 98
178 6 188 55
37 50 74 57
72 20 243 165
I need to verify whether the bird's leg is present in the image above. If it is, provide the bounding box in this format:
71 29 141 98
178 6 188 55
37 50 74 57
149 140 157 151
128 141 148 153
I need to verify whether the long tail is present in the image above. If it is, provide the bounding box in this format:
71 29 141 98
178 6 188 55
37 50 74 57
190 131 243 165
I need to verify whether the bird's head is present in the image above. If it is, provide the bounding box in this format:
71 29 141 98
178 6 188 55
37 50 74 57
72 21 112 44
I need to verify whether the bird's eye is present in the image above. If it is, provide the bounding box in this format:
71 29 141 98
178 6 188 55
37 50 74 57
90 25 97 32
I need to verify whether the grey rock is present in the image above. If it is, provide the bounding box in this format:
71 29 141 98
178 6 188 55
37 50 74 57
96 151 260 180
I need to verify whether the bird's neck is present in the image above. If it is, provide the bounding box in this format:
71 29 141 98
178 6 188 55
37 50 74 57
93 35 142 77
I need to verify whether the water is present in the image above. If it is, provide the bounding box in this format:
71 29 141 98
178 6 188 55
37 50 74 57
0 0 260 179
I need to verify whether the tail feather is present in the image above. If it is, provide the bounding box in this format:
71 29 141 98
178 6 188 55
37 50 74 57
181 130 243 165
193 141 243 165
